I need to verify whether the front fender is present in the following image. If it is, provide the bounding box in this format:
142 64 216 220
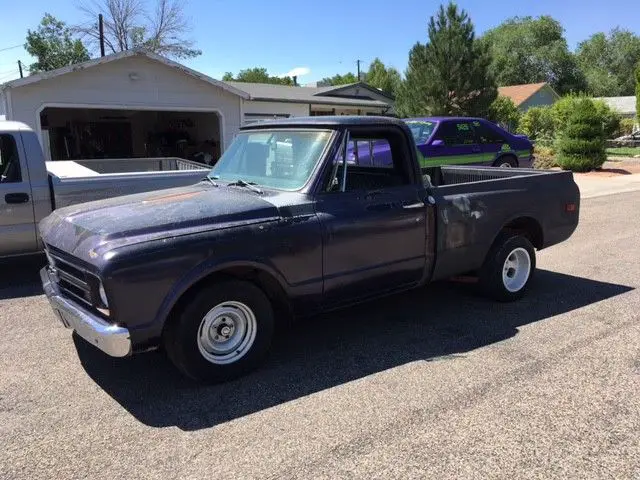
149 256 290 337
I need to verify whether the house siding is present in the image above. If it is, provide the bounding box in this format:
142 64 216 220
8 56 242 150
519 87 558 111
242 100 309 124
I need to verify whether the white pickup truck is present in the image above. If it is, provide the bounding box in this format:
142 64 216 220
0 121 210 258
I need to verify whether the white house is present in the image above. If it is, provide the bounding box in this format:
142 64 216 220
0 49 394 163
229 81 394 124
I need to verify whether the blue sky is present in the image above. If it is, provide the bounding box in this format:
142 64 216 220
1 0 639 84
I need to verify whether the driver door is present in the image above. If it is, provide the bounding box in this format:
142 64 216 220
316 127 429 305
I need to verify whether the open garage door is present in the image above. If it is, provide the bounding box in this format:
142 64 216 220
39 107 222 166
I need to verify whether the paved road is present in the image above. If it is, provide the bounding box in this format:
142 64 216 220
1 192 639 480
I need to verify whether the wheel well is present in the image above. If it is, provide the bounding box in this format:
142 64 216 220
163 267 293 336
501 217 543 248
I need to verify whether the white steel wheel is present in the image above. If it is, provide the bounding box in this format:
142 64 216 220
197 301 257 365
499 161 513 168
501 247 531 292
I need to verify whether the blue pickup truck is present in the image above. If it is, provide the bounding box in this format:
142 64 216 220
40 116 577 383
348 117 533 169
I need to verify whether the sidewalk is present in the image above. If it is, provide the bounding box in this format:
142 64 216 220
574 172 640 199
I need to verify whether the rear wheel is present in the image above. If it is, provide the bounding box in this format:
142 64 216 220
164 280 275 383
494 155 518 168
478 234 536 302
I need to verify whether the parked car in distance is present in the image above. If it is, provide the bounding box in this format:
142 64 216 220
0 121 210 258
40 116 579 384
345 117 534 169
405 117 534 168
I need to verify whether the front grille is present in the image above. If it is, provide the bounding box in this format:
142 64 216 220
46 247 94 307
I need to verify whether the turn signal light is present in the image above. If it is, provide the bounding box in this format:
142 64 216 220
565 203 576 212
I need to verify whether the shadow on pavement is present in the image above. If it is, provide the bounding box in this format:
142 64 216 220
0 255 46 300
74 269 632 431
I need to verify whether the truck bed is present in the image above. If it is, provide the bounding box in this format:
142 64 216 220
46 157 210 209
425 165 580 282
423 165 563 187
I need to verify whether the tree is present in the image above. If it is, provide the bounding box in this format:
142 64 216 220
488 96 520 131
25 14 90 73
222 68 294 85
576 29 640 96
555 98 606 172
317 72 358 87
75 0 200 59
365 58 401 96
396 2 497 117
481 16 586 95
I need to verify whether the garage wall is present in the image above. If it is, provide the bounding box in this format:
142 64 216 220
8 56 242 151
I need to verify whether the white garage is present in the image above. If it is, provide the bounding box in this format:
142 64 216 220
0 50 248 165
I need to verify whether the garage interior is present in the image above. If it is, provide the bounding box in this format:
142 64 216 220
39 107 222 165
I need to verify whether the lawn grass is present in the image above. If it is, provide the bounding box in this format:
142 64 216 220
606 147 640 157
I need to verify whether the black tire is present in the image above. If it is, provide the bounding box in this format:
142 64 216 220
478 234 536 302
493 155 518 168
163 280 275 383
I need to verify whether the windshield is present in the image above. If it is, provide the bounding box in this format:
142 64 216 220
209 129 333 191
406 121 437 145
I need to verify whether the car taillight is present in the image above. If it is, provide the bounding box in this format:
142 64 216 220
565 202 576 212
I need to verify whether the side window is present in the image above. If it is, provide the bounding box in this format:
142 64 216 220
327 129 410 193
347 139 393 169
472 121 506 144
434 121 476 146
0 134 22 183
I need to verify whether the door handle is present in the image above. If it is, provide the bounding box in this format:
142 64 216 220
402 202 425 210
5 192 30 204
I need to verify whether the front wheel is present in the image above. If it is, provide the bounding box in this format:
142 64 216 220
478 234 536 302
494 156 518 168
163 280 275 383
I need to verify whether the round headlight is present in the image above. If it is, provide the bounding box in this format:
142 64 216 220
99 283 109 307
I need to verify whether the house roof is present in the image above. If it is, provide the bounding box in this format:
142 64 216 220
594 96 637 115
225 81 391 108
0 49 250 99
497 82 558 106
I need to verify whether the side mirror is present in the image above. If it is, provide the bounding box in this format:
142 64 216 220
431 139 444 147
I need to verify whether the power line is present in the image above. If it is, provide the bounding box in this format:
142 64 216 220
0 44 23 53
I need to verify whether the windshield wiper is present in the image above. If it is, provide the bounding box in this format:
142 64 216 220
202 175 219 187
227 179 264 194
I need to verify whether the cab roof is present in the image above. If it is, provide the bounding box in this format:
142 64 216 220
240 115 408 130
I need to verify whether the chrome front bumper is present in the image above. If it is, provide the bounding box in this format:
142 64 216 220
40 267 132 357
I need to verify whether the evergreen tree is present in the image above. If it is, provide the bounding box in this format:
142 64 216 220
396 2 496 117
555 99 606 172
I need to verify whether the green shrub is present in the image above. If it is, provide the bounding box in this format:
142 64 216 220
518 106 555 141
593 99 621 139
555 99 606 172
551 94 620 139
532 145 557 169
488 96 521 132
616 118 637 137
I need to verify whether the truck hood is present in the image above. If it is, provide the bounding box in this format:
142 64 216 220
39 183 280 263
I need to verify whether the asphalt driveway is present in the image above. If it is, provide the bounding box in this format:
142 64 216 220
1 191 638 479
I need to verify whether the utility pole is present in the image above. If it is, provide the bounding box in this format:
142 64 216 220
99 14 105 57
17 60 23 78
356 59 361 81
